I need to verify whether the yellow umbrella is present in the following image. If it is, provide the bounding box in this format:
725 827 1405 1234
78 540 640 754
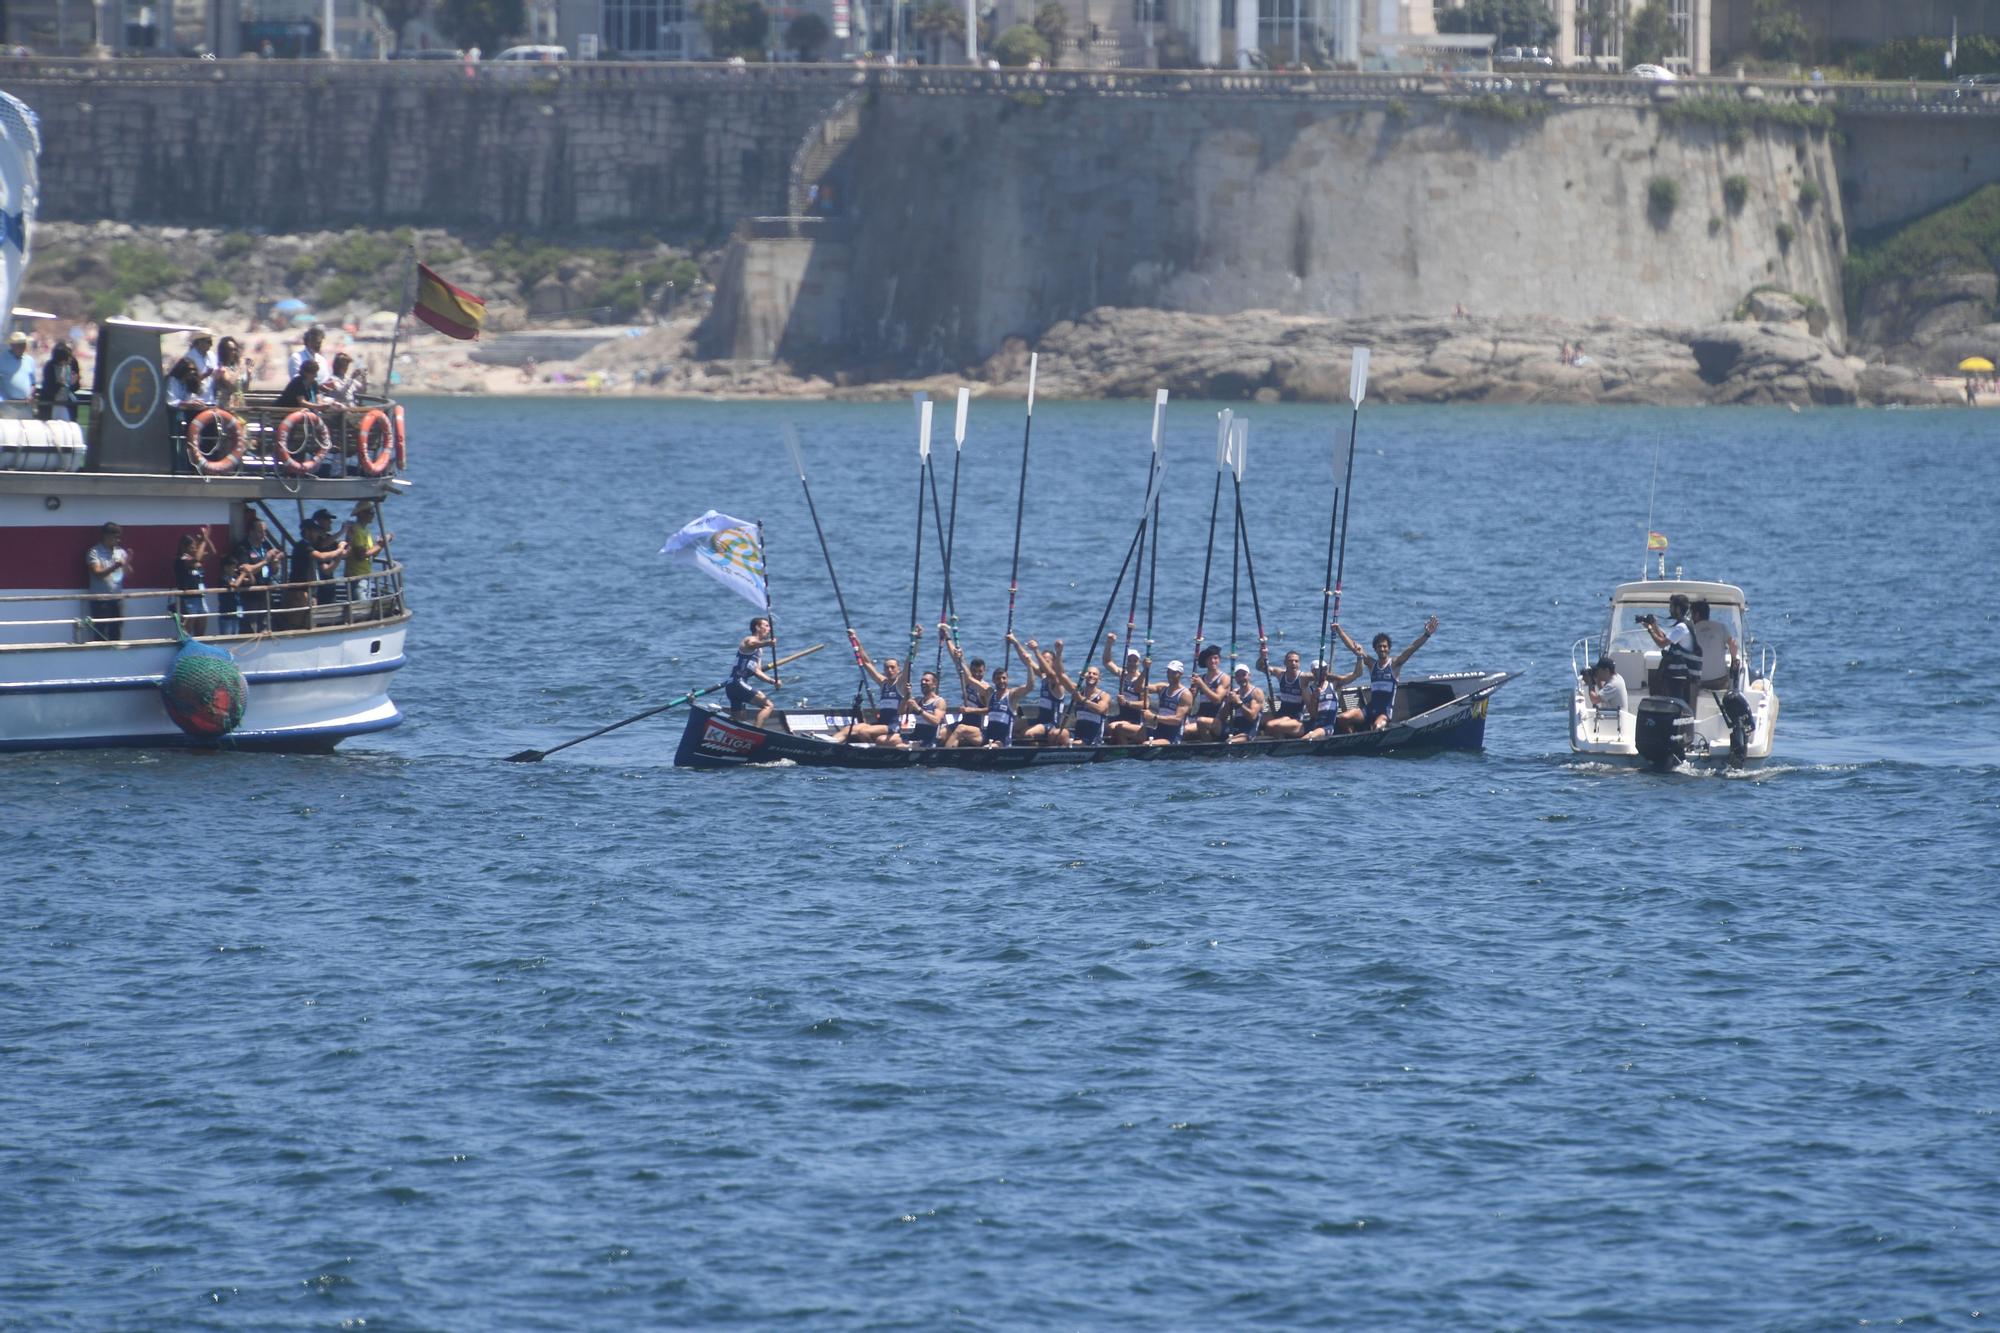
1960 356 1995 373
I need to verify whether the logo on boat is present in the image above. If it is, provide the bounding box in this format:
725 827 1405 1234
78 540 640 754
109 355 162 430
702 718 765 757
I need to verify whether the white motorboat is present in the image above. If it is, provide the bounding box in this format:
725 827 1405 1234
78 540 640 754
1569 573 1779 770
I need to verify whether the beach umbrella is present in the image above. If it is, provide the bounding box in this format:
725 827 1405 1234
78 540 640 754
273 297 309 313
1958 356 1994 372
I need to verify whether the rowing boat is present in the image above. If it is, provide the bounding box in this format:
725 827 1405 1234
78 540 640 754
673 669 1511 769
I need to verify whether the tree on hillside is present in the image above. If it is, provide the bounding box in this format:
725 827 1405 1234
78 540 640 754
1624 0 1677 68
1435 0 1555 47
376 0 432 52
1032 1 1067 63
785 10 830 59
699 0 769 58
912 1 964 63
1749 0 1809 63
991 22 1047 66
436 0 523 53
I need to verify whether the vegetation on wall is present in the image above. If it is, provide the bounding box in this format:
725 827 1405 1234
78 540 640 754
1722 174 1750 212
1837 35 2000 81
1844 184 2000 313
1655 98 1834 136
1647 175 1680 225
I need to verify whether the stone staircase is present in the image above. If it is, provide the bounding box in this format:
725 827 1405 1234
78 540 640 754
788 89 865 217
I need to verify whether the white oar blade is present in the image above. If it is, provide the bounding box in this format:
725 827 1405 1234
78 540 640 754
1231 419 1248 481
955 387 970 448
1026 353 1038 413
1151 389 1168 455
1215 409 1232 468
781 423 805 478
919 399 934 460
1349 346 1371 407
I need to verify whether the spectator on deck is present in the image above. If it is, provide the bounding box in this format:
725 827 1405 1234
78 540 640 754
285 510 347 628
166 356 206 409
85 521 132 641
186 329 218 404
1 330 37 400
213 336 248 409
174 529 212 636
344 500 390 604
235 516 281 633
288 326 331 383
35 341 80 421
277 358 323 407
218 549 249 636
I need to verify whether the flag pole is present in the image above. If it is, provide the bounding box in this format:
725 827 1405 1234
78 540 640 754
382 245 415 393
758 518 778 680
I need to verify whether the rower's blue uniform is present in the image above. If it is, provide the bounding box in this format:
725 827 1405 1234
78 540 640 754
1151 684 1189 743
1315 678 1344 732
1116 666 1146 724
1363 659 1398 726
957 676 991 736
909 695 942 746
1071 692 1106 745
877 677 906 732
1194 670 1226 723
1227 683 1260 738
1272 672 1304 722
1037 678 1063 733
724 646 763 710
985 690 1017 746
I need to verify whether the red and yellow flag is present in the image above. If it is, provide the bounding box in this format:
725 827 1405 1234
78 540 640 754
1647 531 1669 552
412 262 485 341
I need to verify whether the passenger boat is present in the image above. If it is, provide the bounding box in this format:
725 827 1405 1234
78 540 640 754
0 92 411 753
676 670 1511 769
1568 575 1779 770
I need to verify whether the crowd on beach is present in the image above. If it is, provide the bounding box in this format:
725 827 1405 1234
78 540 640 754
82 501 392 643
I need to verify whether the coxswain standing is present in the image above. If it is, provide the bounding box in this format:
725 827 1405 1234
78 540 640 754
1337 617 1439 732
1188 645 1230 741
1223 663 1266 744
724 615 781 728
1258 648 1308 739
1143 659 1193 745
1102 635 1150 745
831 632 915 747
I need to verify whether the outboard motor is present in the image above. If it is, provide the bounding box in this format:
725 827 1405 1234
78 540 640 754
1721 689 1755 767
1634 696 1688 770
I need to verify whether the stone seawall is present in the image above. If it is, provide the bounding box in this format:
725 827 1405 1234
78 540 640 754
813 95 1848 371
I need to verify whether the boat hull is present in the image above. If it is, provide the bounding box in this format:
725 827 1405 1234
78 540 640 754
0 617 408 752
675 670 1511 770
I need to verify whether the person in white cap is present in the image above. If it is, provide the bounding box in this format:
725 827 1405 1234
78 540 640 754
1223 662 1267 744
1303 649 1367 741
0 330 36 401
1142 660 1192 745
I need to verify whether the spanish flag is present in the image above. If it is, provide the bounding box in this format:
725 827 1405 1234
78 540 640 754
412 262 485 341
1647 531 1669 552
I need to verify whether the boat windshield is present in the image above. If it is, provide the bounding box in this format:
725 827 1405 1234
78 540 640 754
1606 601 1745 653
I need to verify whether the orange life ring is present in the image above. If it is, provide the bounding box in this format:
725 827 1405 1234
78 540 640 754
274 410 332 475
185 408 246 474
393 404 408 469
355 409 394 477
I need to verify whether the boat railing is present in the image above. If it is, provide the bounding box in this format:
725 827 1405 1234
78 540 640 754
1753 642 1777 684
0 560 408 649
1570 635 1598 684
174 393 404 480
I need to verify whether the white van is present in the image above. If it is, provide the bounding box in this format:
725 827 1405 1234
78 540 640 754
496 44 568 62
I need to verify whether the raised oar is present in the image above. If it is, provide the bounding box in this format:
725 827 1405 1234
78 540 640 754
784 424 873 711
1228 418 1244 670
1229 427 1275 700
999 354 1037 669
1121 391 1167 669
1329 347 1371 639
933 387 969 674
908 396 933 670
502 644 825 763
1143 407 1162 686
1193 408 1231 664
1077 433 1169 722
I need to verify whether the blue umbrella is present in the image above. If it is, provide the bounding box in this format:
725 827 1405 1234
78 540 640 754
272 297 309 313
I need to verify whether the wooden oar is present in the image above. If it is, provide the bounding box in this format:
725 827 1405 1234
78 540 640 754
502 643 824 763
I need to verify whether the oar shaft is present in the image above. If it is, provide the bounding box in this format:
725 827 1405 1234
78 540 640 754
520 644 824 760
1000 356 1036 667
1194 471 1221 660
1331 402 1362 626
1234 477 1274 698
908 454 926 667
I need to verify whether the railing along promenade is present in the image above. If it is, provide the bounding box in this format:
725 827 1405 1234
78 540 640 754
4 55 1997 116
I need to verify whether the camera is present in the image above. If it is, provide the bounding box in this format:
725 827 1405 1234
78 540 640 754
1636 613 1657 626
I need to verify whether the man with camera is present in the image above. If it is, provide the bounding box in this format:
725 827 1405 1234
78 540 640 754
1639 593 1702 705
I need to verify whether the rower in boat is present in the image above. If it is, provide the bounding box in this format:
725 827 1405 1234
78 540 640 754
1188 645 1230 741
724 615 781 728
1223 663 1266 744
1142 659 1193 746
909 670 950 748
1011 635 1070 746
1302 654 1365 740
940 629 991 748
1102 635 1150 745
830 633 914 746
1337 617 1440 732
1258 648 1308 739
982 664 1032 748
1049 660 1114 747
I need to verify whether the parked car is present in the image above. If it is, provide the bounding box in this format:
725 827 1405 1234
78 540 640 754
496 44 568 62
1627 63 1677 81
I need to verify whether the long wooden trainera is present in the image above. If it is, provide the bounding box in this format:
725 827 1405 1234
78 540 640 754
674 670 1513 770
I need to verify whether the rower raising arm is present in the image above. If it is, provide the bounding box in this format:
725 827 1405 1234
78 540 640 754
725 615 781 728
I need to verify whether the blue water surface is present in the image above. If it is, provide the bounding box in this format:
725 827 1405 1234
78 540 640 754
3 399 1998 1329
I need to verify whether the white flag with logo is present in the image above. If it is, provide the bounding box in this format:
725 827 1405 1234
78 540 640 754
660 510 767 610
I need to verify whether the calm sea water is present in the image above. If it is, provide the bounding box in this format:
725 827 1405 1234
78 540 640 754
4 398 1998 1330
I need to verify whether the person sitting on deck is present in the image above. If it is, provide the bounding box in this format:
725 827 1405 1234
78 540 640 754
1188 645 1230 741
1337 617 1440 732
1223 663 1266 743
1102 635 1150 745
908 671 950 747
1258 648 1308 739
277 358 324 408
940 630 992 747
1142 659 1193 745
1010 635 1069 746
724 615 781 728
829 633 914 746
1587 657 1628 715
